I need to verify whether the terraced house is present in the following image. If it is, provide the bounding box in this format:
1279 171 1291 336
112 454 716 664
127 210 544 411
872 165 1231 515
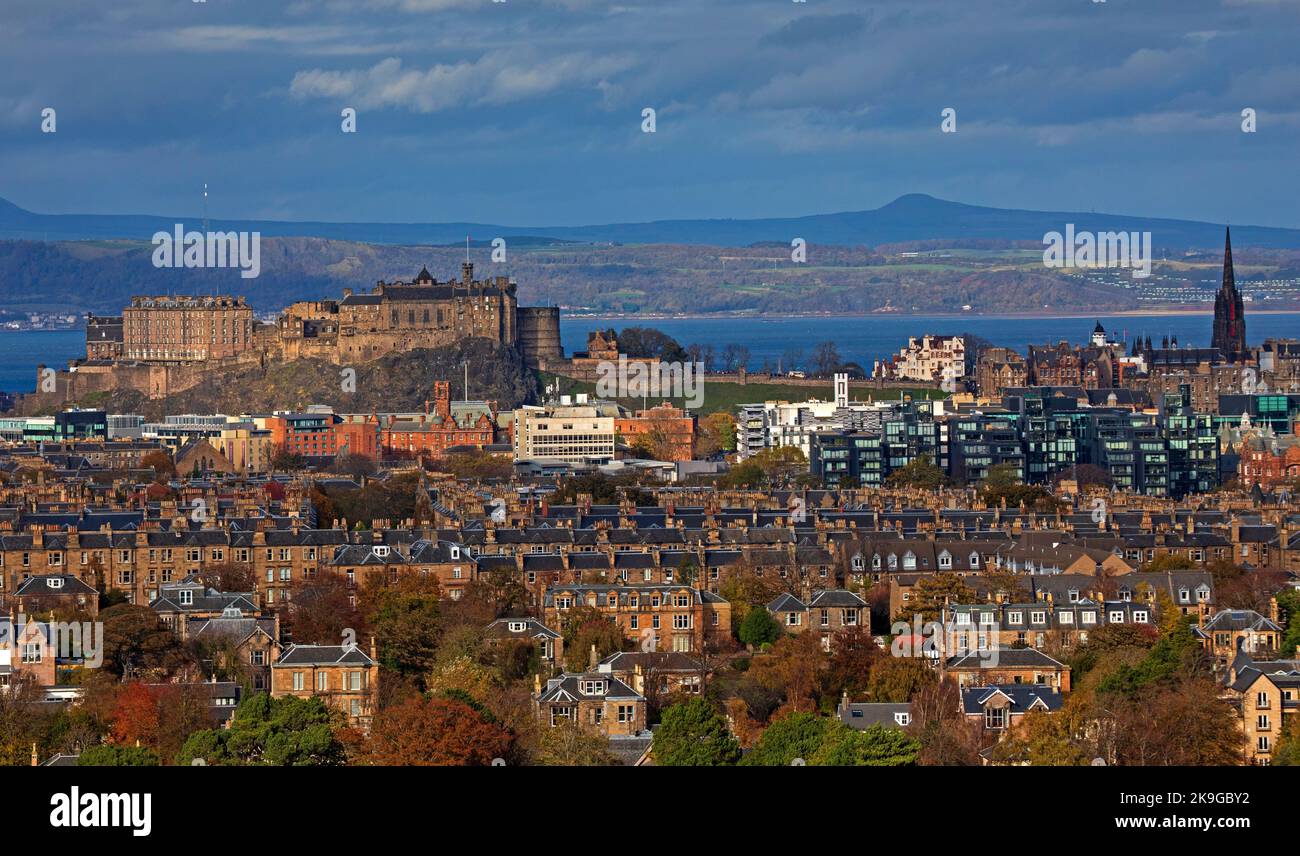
542 584 731 654
1226 652 1300 765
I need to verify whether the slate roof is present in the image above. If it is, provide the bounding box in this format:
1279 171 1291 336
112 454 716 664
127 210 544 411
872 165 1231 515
14 574 97 596
961 684 1064 714
274 644 375 667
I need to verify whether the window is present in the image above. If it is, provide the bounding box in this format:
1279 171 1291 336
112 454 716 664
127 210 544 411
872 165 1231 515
580 680 605 696
1082 611 1096 624
1132 610 1148 623
1059 611 1074 625
1031 611 1046 625
617 704 635 723
179 589 193 606
292 672 304 691
984 707 1007 730
938 551 951 570
786 612 801 626
251 651 265 666
673 614 691 630
1109 611 1125 623
1008 611 1022 624
1257 714 1271 730
1256 691 1270 709
316 672 328 691
894 712 911 727
21 642 42 663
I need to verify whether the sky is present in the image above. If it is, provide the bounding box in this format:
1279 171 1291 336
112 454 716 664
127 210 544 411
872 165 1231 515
1 0 1298 228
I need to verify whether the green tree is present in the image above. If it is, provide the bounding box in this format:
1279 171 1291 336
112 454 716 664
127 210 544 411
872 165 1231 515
810 722 920 766
738 607 782 648
78 744 160 766
739 711 828 766
886 454 948 490
177 694 345 766
893 572 974 625
653 697 741 766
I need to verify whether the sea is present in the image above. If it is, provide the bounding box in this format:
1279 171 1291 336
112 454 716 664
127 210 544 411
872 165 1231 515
2 312 1298 394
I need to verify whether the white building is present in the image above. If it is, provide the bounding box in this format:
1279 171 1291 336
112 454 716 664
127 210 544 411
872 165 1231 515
512 395 618 465
873 334 966 383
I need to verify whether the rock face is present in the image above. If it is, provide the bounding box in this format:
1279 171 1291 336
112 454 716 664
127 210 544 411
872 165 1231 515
19 338 539 421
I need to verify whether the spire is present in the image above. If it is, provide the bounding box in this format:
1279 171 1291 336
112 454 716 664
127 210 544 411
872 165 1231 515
1222 226 1234 295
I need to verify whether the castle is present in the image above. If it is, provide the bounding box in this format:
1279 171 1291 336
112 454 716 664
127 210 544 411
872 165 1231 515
62 264 563 400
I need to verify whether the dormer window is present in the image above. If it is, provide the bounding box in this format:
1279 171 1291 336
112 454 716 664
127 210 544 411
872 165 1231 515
47 577 64 590
374 545 390 558
894 712 911 727
579 680 605 696
1068 589 1079 603
938 551 951 570
872 555 881 570
902 552 916 570
179 590 193 606
887 554 897 570
1179 588 1190 603
450 545 460 560
508 621 526 632
851 555 865 571
969 552 980 569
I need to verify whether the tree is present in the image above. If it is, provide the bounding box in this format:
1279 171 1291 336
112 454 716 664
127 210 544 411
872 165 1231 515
334 453 377 478
288 575 363 646
810 722 920 766
990 708 1089 766
561 606 627 671
886 454 948 490
177 694 345 766
360 570 443 680
1277 588 1300 660
78 745 159 766
810 340 842 377
109 683 161 748
100 604 189 679
360 695 512 766
613 327 689 363
827 625 882 697
141 450 175 479
202 561 257 593
696 412 736 457
893 572 974 625
269 444 305 473
739 711 828 766
738 607 782 648
534 721 620 766
865 656 936 703
652 697 740 766
750 631 828 713
910 675 981 766
0 674 48 766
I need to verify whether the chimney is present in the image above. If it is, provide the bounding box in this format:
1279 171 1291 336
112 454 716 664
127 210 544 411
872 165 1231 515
589 643 598 670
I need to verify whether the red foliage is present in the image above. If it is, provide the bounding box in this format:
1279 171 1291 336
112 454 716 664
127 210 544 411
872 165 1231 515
362 696 512 766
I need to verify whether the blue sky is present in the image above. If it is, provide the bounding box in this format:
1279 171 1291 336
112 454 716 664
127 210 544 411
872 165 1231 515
1 0 1298 227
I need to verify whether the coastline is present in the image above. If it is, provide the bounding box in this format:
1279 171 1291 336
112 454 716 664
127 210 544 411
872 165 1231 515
562 308 1300 322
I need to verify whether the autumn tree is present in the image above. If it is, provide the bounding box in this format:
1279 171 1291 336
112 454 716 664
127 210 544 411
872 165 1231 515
696 412 737 457
560 606 627 671
287 574 363 646
141 450 175 479
360 695 513 766
534 721 620 766
749 631 828 713
865 656 936 703
909 675 981 766
652 697 740 766
893 572 974 625
826 625 882 698
100 604 190 679
359 569 443 680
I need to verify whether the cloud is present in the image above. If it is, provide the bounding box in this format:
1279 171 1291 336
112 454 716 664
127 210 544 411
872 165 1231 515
289 52 635 112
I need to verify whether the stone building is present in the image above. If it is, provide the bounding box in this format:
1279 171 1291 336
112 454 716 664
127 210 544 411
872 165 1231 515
122 295 254 362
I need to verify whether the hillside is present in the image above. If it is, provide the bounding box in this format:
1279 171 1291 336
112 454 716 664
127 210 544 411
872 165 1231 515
16 339 536 420
5 192 1300 248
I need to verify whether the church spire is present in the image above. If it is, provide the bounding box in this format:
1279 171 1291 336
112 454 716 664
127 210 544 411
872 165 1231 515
1222 226 1235 295
1212 225 1246 362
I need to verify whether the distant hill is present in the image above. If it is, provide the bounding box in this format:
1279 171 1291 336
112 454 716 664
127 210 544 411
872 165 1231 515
4 192 1300 249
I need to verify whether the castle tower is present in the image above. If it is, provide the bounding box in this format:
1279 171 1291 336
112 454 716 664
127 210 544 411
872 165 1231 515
1212 227 1247 363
